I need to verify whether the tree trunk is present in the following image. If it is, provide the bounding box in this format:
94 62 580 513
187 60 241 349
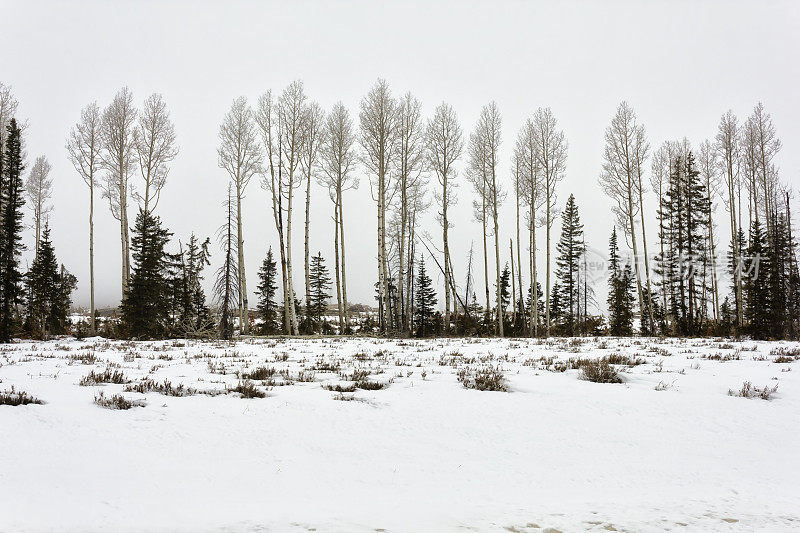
340 184 349 330
304 171 312 329
333 197 343 334
89 176 95 335
236 185 249 334
443 177 450 334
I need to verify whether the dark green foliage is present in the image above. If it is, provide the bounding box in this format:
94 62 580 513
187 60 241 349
0 119 25 342
308 252 332 329
607 227 635 336
654 152 711 336
414 256 437 336
743 219 769 338
555 194 584 335
257 247 279 334
169 234 211 335
498 263 511 312
120 209 172 338
24 226 77 339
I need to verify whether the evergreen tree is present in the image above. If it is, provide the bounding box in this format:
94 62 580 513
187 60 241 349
257 247 279 334
0 119 25 343
549 281 563 332
555 194 584 335
655 152 710 336
25 225 77 339
743 219 769 338
414 256 437 336
308 252 332 328
607 227 635 336
120 209 172 338
498 263 511 311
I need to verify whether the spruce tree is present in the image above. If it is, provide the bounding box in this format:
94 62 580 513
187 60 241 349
555 194 584 335
498 263 511 311
0 119 25 343
743 219 769 338
607 228 635 336
120 209 172 338
308 252 332 328
257 247 279 334
414 256 437 336
25 226 77 339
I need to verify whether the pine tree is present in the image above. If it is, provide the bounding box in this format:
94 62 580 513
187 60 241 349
308 252 332 329
498 263 511 312
257 247 279 334
414 256 437 336
549 281 563 332
120 209 172 338
0 119 25 343
555 194 584 335
655 152 710 336
743 218 769 338
25 225 77 339
607 227 635 336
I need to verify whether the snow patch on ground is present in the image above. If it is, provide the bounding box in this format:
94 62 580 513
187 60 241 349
2 336 799 532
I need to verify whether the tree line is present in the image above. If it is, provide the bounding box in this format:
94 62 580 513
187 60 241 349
0 80 797 341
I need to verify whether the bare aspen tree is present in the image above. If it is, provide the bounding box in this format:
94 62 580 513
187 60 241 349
746 102 781 233
218 96 262 334
631 117 654 333
533 107 567 337
100 87 138 295
301 101 324 327
67 102 102 334
277 82 307 334
599 102 649 333
467 104 504 335
512 152 523 324
516 118 546 336
698 140 721 319
651 141 674 329
427 102 463 334
256 90 290 333
25 155 53 256
714 111 743 327
318 102 358 334
0 83 19 214
359 79 398 333
467 129 489 323
396 93 426 333
135 93 178 215
0 83 20 218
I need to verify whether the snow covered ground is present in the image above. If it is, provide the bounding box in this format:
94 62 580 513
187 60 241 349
1 336 799 532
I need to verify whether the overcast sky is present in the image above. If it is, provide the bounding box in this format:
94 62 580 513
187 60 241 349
2 0 799 311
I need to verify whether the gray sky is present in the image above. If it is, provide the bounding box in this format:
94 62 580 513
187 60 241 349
2 0 799 310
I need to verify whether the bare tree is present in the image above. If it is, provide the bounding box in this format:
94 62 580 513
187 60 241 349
0 83 20 213
516 118 545 336
746 102 781 234
135 93 178 214
651 140 675 329
67 102 102 334
714 110 743 327
427 102 463 333
599 102 650 333
533 107 567 336
359 79 398 332
395 93 426 333
25 155 53 257
698 139 721 320
218 96 262 334
100 87 138 295
301 101 324 329
318 102 358 333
